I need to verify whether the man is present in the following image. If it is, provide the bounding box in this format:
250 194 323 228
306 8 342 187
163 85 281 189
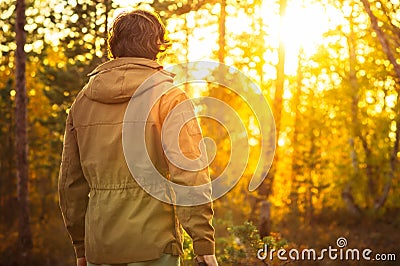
58 9 218 266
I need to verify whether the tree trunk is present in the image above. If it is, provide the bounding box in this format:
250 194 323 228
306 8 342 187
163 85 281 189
218 0 226 64
258 0 287 237
375 100 400 210
289 49 304 215
103 0 111 60
15 0 33 258
360 0 400 209
342 8 363 216
273 0 286 140
184 13 191 94
259 0 287 198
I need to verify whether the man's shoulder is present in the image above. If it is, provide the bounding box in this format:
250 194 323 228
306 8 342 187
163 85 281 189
163 87 188 100
68 86 89 115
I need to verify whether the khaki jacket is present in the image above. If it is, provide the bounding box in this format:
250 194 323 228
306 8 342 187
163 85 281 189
58 58 215 264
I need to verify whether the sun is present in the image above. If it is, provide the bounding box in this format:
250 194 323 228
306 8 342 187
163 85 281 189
262 1 341 75
283 3 330 53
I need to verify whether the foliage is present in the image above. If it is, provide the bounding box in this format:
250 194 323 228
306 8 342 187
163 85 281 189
217 221 290 265
0 0 399 264
182 230 196 265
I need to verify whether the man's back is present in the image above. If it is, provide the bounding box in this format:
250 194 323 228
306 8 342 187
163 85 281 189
59 57 215 264
59 10 217 266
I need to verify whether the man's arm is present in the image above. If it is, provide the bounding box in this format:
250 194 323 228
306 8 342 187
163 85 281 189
58 110 89 260
159 89 216 260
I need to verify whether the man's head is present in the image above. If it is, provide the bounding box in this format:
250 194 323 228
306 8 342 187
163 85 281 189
108 10 169 60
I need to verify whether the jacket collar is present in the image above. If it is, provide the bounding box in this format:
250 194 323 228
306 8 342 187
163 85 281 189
88 57 165 77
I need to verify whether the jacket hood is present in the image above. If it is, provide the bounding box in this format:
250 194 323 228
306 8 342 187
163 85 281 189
84 57 174 104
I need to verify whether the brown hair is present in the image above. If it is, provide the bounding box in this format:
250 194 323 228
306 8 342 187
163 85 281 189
108 10 169 60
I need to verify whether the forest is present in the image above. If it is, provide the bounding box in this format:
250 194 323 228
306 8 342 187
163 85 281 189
0 0 399 265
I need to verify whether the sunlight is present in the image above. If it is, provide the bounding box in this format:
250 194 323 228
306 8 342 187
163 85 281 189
113 0 343 77
262 1 341 75
282 3 328 73
283 3 329 52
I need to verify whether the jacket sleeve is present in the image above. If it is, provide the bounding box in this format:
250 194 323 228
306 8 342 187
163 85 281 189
58 110 89 258
159 88 215 255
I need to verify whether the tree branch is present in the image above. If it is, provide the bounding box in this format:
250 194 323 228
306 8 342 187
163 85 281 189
360 0 400 83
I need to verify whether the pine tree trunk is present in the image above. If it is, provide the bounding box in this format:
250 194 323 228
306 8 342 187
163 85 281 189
263 0 287 195
218 0 226 64
15 0 32 259
273 0 287 139
258 0 287 237
289 50 304 216
103 0 111 60
184 13 191 94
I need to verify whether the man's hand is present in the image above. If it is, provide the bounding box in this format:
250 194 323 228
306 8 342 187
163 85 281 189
197 254 218 266
77 257 87 266
203 255 218 266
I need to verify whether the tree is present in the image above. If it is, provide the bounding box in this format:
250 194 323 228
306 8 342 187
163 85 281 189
298 0 400 216
0 0 17 230
258 0 287 237
218 0 226 64
15 0 33 258
359 0 400 210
